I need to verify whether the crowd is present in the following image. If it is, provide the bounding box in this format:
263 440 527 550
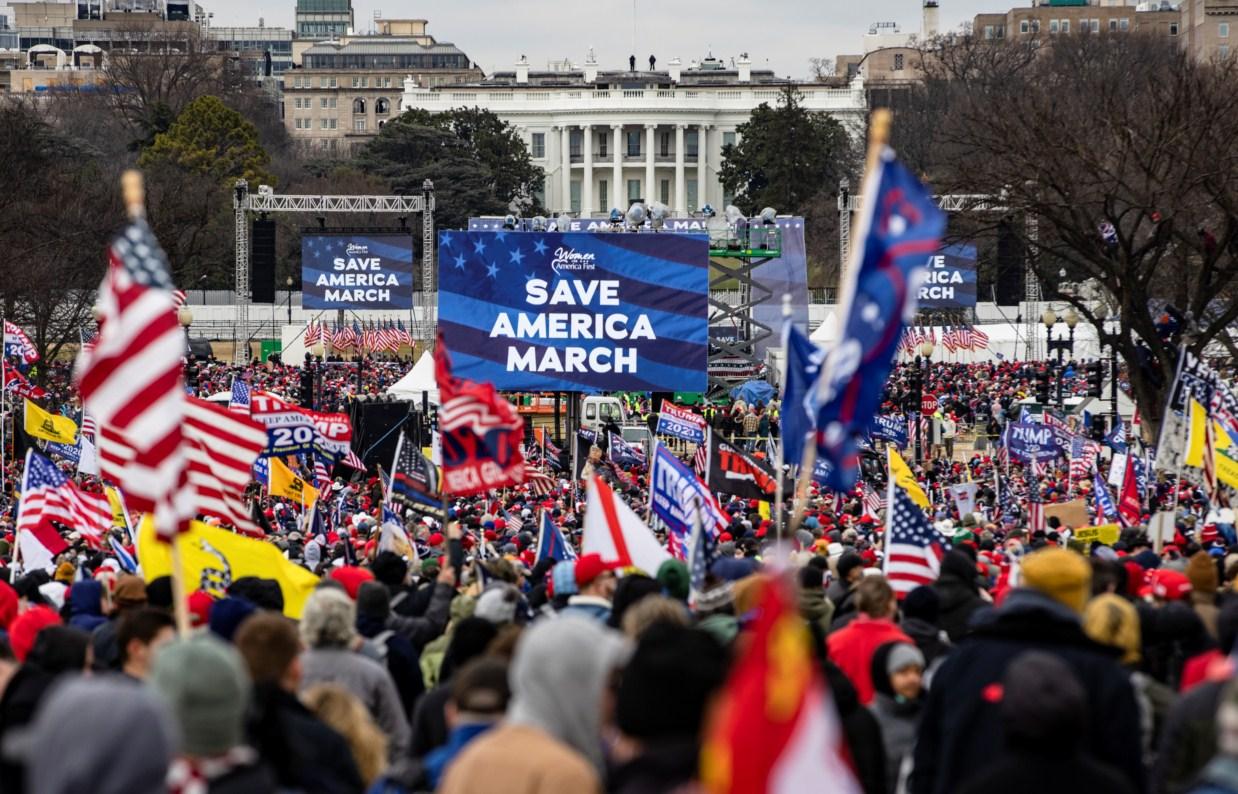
1 350 1237 794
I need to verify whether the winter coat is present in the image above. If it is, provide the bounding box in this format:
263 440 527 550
246 683 364 794
826 616 913 705
299 647 410 761
1155 679 1226 794
357 613 425 719
424 722 496 790
900 616 951 666
606 737 700 794
910 589 1145 794
438 724 601 794
385 581 455 651
824 659 887 794
931 571 988 643
66 580 107 633
955 749 1136 794
799 587 836 636
869 693 923 794
409 683 452 760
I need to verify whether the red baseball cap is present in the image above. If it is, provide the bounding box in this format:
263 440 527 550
574 553 619 587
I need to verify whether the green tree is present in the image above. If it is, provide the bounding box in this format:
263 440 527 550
140 95 274 186
718 85 857 216
355 107 543 230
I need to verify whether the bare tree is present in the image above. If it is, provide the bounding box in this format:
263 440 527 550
916 32 1238 435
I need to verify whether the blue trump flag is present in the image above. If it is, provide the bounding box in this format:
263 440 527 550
814 147 946 490
534 510 577 562
780 320 824 469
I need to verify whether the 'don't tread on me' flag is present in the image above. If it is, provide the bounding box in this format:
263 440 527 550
814 146 945 491
23 399 78 445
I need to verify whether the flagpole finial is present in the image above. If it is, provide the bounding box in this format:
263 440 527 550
121 170 145 221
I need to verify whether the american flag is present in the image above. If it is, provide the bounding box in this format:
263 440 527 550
80 409 97 443
313 456 332 494
18 449 111 550
76 215 194 540
183 397 267 536
172 289 187 309
397 319 412 347
969 325 989 351
688 509 720 604
525 469 556 496
1027 484 1046 533
941 326 957 354
305 319 321 347
861 481 885 516
502 507 524 533
79 325 99 356
340 447 366 472
333 322 354 349
883 486 948 598
1203 403 1219 501
693 427 711 475
228 376 251 414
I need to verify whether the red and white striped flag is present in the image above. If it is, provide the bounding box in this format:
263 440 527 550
184 398 267 536
76 215 194 540
885 486 947 597
862 480 885 516
525 469 556 497
17 450 111 555
969 325 989 351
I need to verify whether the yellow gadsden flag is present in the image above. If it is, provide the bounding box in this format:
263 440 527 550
888 447 930 510
269 457 317 508
23 399 77 445
137 517 319 619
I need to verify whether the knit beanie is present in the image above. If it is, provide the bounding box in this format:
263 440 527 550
474 585 519 625
151 634 250 757
616 624 727 740
656 559 690 602
208 597 257 643
1187 551 1219 594
885 642 926 676
902 585 940 624
1082 593 1141 665
1020 548 1092 614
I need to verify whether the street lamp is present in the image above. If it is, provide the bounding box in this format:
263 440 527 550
915 340 935 463
285 276 294 325
1094 301 1119 422
1041 308 1059 407
178 306 195 395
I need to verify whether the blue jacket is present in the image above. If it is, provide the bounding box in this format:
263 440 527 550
67 580 107 633
423 722 495 788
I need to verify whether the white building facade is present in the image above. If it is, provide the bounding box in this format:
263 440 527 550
400 55 868 217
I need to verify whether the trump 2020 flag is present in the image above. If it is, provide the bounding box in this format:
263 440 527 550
534 510 577 563
814 148 944 491
779 320 824 469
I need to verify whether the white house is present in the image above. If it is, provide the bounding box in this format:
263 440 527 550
400 53 868 217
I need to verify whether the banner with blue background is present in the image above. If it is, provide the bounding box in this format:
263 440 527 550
438 230 709 392
302 233 414 310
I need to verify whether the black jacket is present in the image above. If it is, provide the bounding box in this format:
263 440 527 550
824 659 887 794
900 616 951 665
931 571 988 643
606 738 699 794
956 748 1136 794
1152 678 1225 794
911 589 1145 794
246 684 365 794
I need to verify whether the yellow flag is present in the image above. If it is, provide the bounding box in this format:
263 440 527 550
23 399 77 445
1185 399 1209 467
269 457 317 507
888 447 930 510
757 500 771 521
104 486 130 531
137 517 320 619
1218 450 1238 491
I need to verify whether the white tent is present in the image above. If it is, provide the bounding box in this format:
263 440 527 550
387 350 439 404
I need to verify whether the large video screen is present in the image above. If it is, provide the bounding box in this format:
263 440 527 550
438 230 709 392
302 233 414 310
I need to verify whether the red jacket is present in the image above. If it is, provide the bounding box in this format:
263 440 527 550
826 615 912 705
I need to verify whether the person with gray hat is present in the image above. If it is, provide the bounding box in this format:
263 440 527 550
150 634 275 793
869 641 927 794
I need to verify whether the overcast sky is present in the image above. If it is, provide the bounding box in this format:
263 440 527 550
202 0 998 78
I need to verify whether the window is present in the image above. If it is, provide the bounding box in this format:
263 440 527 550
321 118 330 129
1109 19 1117 32
598 179 608 212
660 179 670 205
1019 19 1029 33
1221 22 1231 37
376 98 390 114
1169 22 1179 35
1090 19 1100 32
1222 44 1232 57
1031 19 1040 32
627 130 641 157
627 179 641 202
1119 18 1129 31
353 98 366 114
687 181 698 213
569 180 581 213
598 133 607 158
893 53 905 70
997 25 1005 38
292 97 301 108
1049 19 1059 34
569 130 582 159
531 132 545 158
686 130 698 158
320 97 336 108
722 131 736 149
354 119 366 132
1061 19 1070 32
329 119 337 129
983 25 995 39
660 132 670 157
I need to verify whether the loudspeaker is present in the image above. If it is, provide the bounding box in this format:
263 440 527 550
348 400 412 469
992 218 1024 307
251 219 276 303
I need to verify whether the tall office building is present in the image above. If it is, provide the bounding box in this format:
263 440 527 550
295 0 351 39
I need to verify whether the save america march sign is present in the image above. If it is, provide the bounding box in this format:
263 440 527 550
438 231 709 392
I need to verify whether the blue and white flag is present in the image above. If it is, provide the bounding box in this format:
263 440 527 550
228 377 252 414
869 414 909 449
252 456 270 485
1004 420 1061 464
649 442 727 546
780 320 825 468
814 146 945 491
607 432 645 467
1106 419 1128 454
534 510 577 562
1093 473 1118 522
108 535 138 573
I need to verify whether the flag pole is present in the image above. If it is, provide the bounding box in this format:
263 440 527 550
774 294 791 543
122 169 188 636
789 109 892 538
